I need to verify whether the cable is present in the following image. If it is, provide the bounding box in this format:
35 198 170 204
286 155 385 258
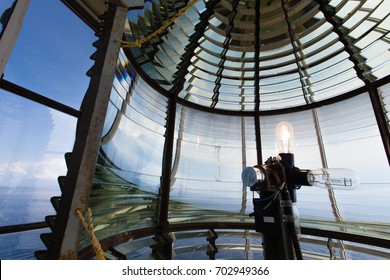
262 182 286 211
289 221 303 260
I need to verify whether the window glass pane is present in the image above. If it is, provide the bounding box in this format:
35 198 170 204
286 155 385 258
0 228 50 259
0 90 76 226
3 0 95 108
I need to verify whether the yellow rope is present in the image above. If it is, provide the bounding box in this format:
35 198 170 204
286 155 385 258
120 0 198 48
75 208 105 260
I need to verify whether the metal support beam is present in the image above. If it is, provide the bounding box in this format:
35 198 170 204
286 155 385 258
315 0 376 83
206 229 218 260
281 0 311 104
254 0 262 166
152 95 176 260
211 0 239 108
171 0 220 94
0 221 47 234
0 78 79 117
0 0 30 76
45 4 127 259
368 86 390 165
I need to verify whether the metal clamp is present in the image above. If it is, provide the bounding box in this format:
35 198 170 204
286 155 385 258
280 200 292 208
282 215 295 223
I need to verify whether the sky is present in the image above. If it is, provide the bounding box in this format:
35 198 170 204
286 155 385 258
1 0 95 107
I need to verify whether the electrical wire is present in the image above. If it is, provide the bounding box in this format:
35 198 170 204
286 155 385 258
262 182 286 211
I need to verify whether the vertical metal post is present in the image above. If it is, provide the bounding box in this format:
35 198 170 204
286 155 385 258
0 0 30 76
368 86 390 165
254 0 262 166
210 0 240 108
46 4 127 259
152 95 177 260
240 116 248 215
255 154 298 260
254 0 285 260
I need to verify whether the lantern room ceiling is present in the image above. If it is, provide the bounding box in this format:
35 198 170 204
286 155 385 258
63 0 390 112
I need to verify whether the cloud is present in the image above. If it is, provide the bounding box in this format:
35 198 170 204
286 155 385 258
0 155 67 187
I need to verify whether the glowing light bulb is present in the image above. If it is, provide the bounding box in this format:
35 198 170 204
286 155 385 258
307 168 359 190
275 121 295 154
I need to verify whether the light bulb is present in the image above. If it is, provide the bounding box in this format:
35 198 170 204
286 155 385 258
275 121 295 154
307 168 359 190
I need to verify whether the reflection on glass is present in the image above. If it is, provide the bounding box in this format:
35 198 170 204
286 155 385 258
82 58 168 245
0 90 76 226
169 106 255 224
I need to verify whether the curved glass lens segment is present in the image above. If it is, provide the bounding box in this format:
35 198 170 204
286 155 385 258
125 0 390 111
82 50 169 245
168 106 256 223
80 0 390 252
85 52 390 247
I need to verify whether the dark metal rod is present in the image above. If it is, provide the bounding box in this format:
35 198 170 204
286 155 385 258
314 0 372 83
254 0 262 166
210 0 239 108
170 0 220 94
281 0 310 104
0 78 80 118
0 221 48 235
368 86 390 165
158 95 177 233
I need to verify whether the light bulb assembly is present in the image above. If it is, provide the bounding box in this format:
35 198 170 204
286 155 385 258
242 159 360 192
240 121 359 260
241 157 359 260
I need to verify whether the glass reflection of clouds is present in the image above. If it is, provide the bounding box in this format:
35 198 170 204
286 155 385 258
100 60 167 193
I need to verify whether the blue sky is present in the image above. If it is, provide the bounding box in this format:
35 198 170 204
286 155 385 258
1 0 95 108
